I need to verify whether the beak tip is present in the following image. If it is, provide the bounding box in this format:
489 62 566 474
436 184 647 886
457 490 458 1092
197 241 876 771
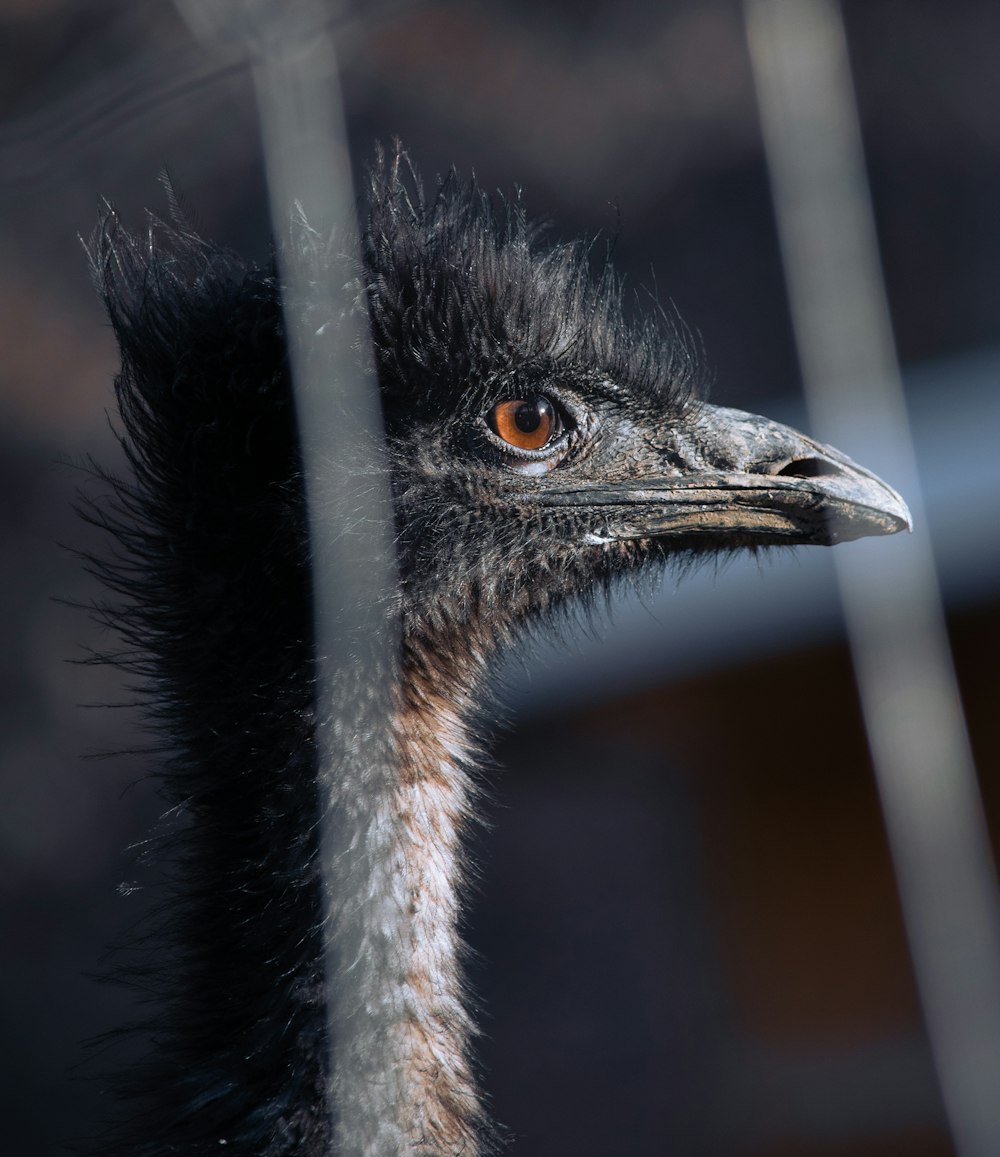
828 490 912 544
876 483 913 537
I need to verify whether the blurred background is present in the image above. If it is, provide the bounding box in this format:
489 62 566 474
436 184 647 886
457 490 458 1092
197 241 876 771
2 0 998 1153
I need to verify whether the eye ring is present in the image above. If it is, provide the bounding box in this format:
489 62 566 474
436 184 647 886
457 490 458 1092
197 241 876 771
488 396 563 452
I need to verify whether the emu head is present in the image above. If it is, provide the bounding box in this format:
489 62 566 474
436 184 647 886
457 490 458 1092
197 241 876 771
361 160 909 657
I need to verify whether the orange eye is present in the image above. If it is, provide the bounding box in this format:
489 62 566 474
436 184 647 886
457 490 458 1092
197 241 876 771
489 397 560 451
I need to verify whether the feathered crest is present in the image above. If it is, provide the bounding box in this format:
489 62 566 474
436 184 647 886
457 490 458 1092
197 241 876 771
362 143 705 414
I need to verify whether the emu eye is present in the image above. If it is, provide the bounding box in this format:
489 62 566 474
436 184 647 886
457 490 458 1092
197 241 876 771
488 397 562 451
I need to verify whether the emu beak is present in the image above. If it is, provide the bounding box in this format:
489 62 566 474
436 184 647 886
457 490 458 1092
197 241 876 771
533 404 911 546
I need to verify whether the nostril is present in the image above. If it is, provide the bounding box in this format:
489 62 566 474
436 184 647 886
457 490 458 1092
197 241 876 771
775 457 843 479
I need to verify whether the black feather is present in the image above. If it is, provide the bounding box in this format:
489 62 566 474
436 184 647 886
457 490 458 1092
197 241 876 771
83 216 327 1155
81 147 709 1154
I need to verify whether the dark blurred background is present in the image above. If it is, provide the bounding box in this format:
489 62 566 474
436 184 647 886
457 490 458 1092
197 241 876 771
2 1 998 1154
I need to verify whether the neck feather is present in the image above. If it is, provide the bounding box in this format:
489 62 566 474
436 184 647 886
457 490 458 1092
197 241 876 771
325 637 489 1157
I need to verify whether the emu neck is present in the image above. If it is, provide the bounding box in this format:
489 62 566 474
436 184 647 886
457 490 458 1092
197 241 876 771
327 635 486 1157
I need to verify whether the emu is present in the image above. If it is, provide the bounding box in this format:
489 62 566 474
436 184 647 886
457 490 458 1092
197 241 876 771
87 150 909 1156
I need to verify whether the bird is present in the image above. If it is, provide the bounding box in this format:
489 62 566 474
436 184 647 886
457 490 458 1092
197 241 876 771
84 145 910 1157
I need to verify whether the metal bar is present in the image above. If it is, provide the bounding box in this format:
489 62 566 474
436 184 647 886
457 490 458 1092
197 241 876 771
175 2 401 1148
744 2 1000 1153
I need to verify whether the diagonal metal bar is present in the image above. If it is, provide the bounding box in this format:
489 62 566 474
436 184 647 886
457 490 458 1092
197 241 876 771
744 2 1000 1154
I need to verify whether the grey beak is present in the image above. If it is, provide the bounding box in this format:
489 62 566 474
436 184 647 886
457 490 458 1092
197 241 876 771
531 404 911 547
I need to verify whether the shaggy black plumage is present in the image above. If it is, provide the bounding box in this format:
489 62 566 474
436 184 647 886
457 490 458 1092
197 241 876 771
84 225 326 1154
83 147 908 1156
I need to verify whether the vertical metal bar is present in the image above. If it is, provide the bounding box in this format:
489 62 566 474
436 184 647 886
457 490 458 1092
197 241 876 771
744 2 1000 1153
175 2 401 1149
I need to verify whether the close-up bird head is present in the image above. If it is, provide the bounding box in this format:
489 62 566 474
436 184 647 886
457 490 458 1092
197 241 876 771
361 154 908 660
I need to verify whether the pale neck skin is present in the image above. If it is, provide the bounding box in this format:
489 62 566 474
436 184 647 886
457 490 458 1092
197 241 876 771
325 635 489 1157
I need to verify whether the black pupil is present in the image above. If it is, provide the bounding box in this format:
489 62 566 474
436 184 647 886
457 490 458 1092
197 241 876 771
514 398 548 433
